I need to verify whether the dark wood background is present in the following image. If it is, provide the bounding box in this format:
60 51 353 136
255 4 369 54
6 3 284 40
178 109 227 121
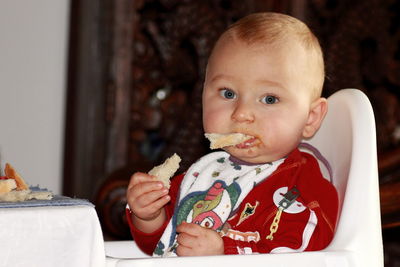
64 0 400 264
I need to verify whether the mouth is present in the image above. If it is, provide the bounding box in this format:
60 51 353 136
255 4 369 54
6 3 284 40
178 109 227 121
235 137 258 149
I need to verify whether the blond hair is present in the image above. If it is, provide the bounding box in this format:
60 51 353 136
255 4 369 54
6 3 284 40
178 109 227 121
219 12 325 98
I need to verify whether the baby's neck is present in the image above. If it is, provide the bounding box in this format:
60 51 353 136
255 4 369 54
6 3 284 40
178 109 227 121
228 155 268 166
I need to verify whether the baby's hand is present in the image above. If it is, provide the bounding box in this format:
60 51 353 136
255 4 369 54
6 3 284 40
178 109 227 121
126 172 170 222
176 222 224 256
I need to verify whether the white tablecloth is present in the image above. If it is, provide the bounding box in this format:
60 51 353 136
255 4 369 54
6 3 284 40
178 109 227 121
0 203 105 267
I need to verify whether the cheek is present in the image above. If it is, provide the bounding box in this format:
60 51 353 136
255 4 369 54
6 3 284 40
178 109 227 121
202 112 213 132
203 104 229 132
258 112 306 143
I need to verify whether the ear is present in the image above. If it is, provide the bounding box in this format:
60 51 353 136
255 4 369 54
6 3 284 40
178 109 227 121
302 97 328 139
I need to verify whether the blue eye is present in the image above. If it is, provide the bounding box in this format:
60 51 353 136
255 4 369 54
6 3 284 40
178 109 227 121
261 95 279 104
220 88 236 99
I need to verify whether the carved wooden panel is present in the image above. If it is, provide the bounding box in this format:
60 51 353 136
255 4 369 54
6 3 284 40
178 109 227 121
305 0 400 229
307 0 400 155
126 0 294 173
92 0 295 239
66 1 400 248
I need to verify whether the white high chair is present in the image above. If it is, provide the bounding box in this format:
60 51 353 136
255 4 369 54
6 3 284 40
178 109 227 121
104 89 384 267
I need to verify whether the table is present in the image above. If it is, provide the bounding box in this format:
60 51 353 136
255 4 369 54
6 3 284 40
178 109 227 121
0 198 105 267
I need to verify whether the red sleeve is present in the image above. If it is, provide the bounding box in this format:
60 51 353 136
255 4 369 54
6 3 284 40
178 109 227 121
126 173 185 255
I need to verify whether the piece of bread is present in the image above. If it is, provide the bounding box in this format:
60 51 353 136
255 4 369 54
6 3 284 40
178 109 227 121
5 163 29 190
204 133 253 149
0 188 53 202
0 163 53 202
148 153 181 189
0 190 30 202
0 179 17 194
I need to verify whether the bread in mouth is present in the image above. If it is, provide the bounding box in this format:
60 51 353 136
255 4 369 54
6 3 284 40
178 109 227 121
204 133 253 149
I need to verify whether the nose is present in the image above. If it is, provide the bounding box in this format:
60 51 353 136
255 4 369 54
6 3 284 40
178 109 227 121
231 100 255 123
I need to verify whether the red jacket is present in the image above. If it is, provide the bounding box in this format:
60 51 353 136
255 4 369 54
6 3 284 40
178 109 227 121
126 148 338 255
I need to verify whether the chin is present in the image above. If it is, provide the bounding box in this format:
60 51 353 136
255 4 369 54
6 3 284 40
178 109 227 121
226 147 269 164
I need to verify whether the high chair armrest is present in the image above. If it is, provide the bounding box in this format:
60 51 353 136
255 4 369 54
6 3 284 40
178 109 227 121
105 240 150 259
105 242 354 267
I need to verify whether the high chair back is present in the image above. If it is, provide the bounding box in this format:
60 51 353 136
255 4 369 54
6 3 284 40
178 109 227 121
303 88 384 266
105 89 384 267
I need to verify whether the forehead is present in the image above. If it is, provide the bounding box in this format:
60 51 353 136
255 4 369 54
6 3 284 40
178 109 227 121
206 37 321 98
209 35 306 66
208 39 303 78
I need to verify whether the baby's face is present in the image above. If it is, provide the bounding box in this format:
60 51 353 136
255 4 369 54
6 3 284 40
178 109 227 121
202 38 317 163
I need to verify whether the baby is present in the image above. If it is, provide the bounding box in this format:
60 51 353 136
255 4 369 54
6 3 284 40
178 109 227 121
126 12 338 256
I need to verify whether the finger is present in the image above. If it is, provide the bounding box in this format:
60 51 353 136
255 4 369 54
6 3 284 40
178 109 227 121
127 192 169 221
131 196 169 221
176 244 194 257
127 180 165 199
128 186 169 210
128 172 158 189
176 222 202 236
141 193 170 213
176 232 197 247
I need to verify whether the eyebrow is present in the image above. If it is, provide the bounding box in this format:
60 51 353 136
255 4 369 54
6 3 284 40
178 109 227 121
209 74 286 90
255 78 286 90
208 74 234 83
